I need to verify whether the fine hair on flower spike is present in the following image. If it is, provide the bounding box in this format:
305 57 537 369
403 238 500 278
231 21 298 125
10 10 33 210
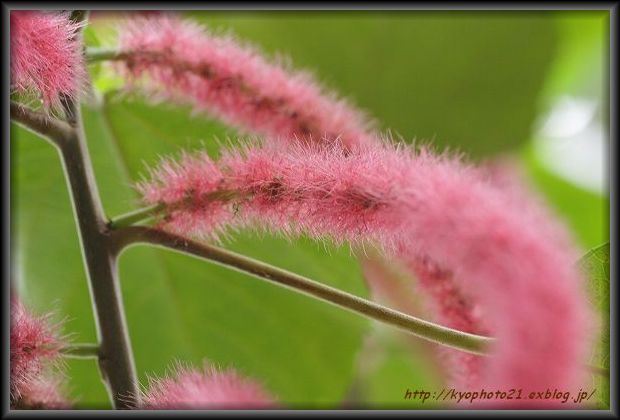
12 376 71 410
114 14 377 149
138 138 591 406
140 360 277 409
10 11 86 112
10 298 66 407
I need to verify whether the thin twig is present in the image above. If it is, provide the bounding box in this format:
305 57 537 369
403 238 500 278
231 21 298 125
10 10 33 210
110 225 493 356
107 203 165 229
107 189 239 229
86 47 131 63
60 343 100 359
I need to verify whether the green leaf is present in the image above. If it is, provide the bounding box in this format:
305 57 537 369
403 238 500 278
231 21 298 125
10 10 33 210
577 242 610 408
541 11 608 101
522 143 608 250
82 26 103 85
12 100 370 407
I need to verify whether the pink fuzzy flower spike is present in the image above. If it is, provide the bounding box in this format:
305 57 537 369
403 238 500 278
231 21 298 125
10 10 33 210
140 140 591 407
405 257 489 391
117 15 375 149
10 10 85 111
10 299 63 406
138 151 232 240
142 363 277 409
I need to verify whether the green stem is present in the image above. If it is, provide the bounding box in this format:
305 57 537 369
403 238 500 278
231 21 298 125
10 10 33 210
108 190 240 229
110 226 493 356
108 203 165 229
60 343 100 359
86 47 130 63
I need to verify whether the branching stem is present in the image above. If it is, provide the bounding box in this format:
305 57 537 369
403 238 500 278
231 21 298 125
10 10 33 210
11 12 139 409
107 203 165 229
109 226 493 356
10 102 74 147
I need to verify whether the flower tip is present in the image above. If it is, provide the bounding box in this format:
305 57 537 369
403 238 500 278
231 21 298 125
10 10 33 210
10 10 86 111
10 298 64 404
142 364 277 410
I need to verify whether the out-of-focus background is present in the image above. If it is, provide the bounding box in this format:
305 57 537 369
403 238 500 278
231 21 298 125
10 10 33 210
12 11 609 408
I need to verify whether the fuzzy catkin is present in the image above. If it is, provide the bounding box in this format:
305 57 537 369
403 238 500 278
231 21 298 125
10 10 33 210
10 11 85 111
121 15 591 406
142 364 276 409
117 15 496 396
116 15 376 149
10 299 64 406
139 140 590 405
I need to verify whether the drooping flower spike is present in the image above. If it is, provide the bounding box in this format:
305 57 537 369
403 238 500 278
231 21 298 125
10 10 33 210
372 157 575 393
141 362 276 409
139 140 590 405
116 14 497 396
10 299 65 406
115 15 376 149
10 11 85 111
119 14 590 406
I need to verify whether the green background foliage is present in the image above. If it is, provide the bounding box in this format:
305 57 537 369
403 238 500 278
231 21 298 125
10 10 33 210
579 243 610 408
11 10 608 408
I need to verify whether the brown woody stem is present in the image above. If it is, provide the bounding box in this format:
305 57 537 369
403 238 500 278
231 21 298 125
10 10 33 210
11 11 139 409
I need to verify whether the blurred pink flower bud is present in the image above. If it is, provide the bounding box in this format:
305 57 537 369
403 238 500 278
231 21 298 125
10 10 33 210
142 363 276 409
10 299 63 405
12 376 70 410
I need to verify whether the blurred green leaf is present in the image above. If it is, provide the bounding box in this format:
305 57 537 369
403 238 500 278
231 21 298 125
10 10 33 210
12 99 370 407
83 25 101 48
522 143 608 250
92 69 125 94
83 26 103 84
542 11 608 101
353 328 443 409
577 242 609 409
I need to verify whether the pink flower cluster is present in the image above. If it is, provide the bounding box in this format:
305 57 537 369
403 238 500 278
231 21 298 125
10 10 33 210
116 15 375 149
141 363 276 409
10 11 85 111
10 299 68 409
139 140 590 404
120 14 591 408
